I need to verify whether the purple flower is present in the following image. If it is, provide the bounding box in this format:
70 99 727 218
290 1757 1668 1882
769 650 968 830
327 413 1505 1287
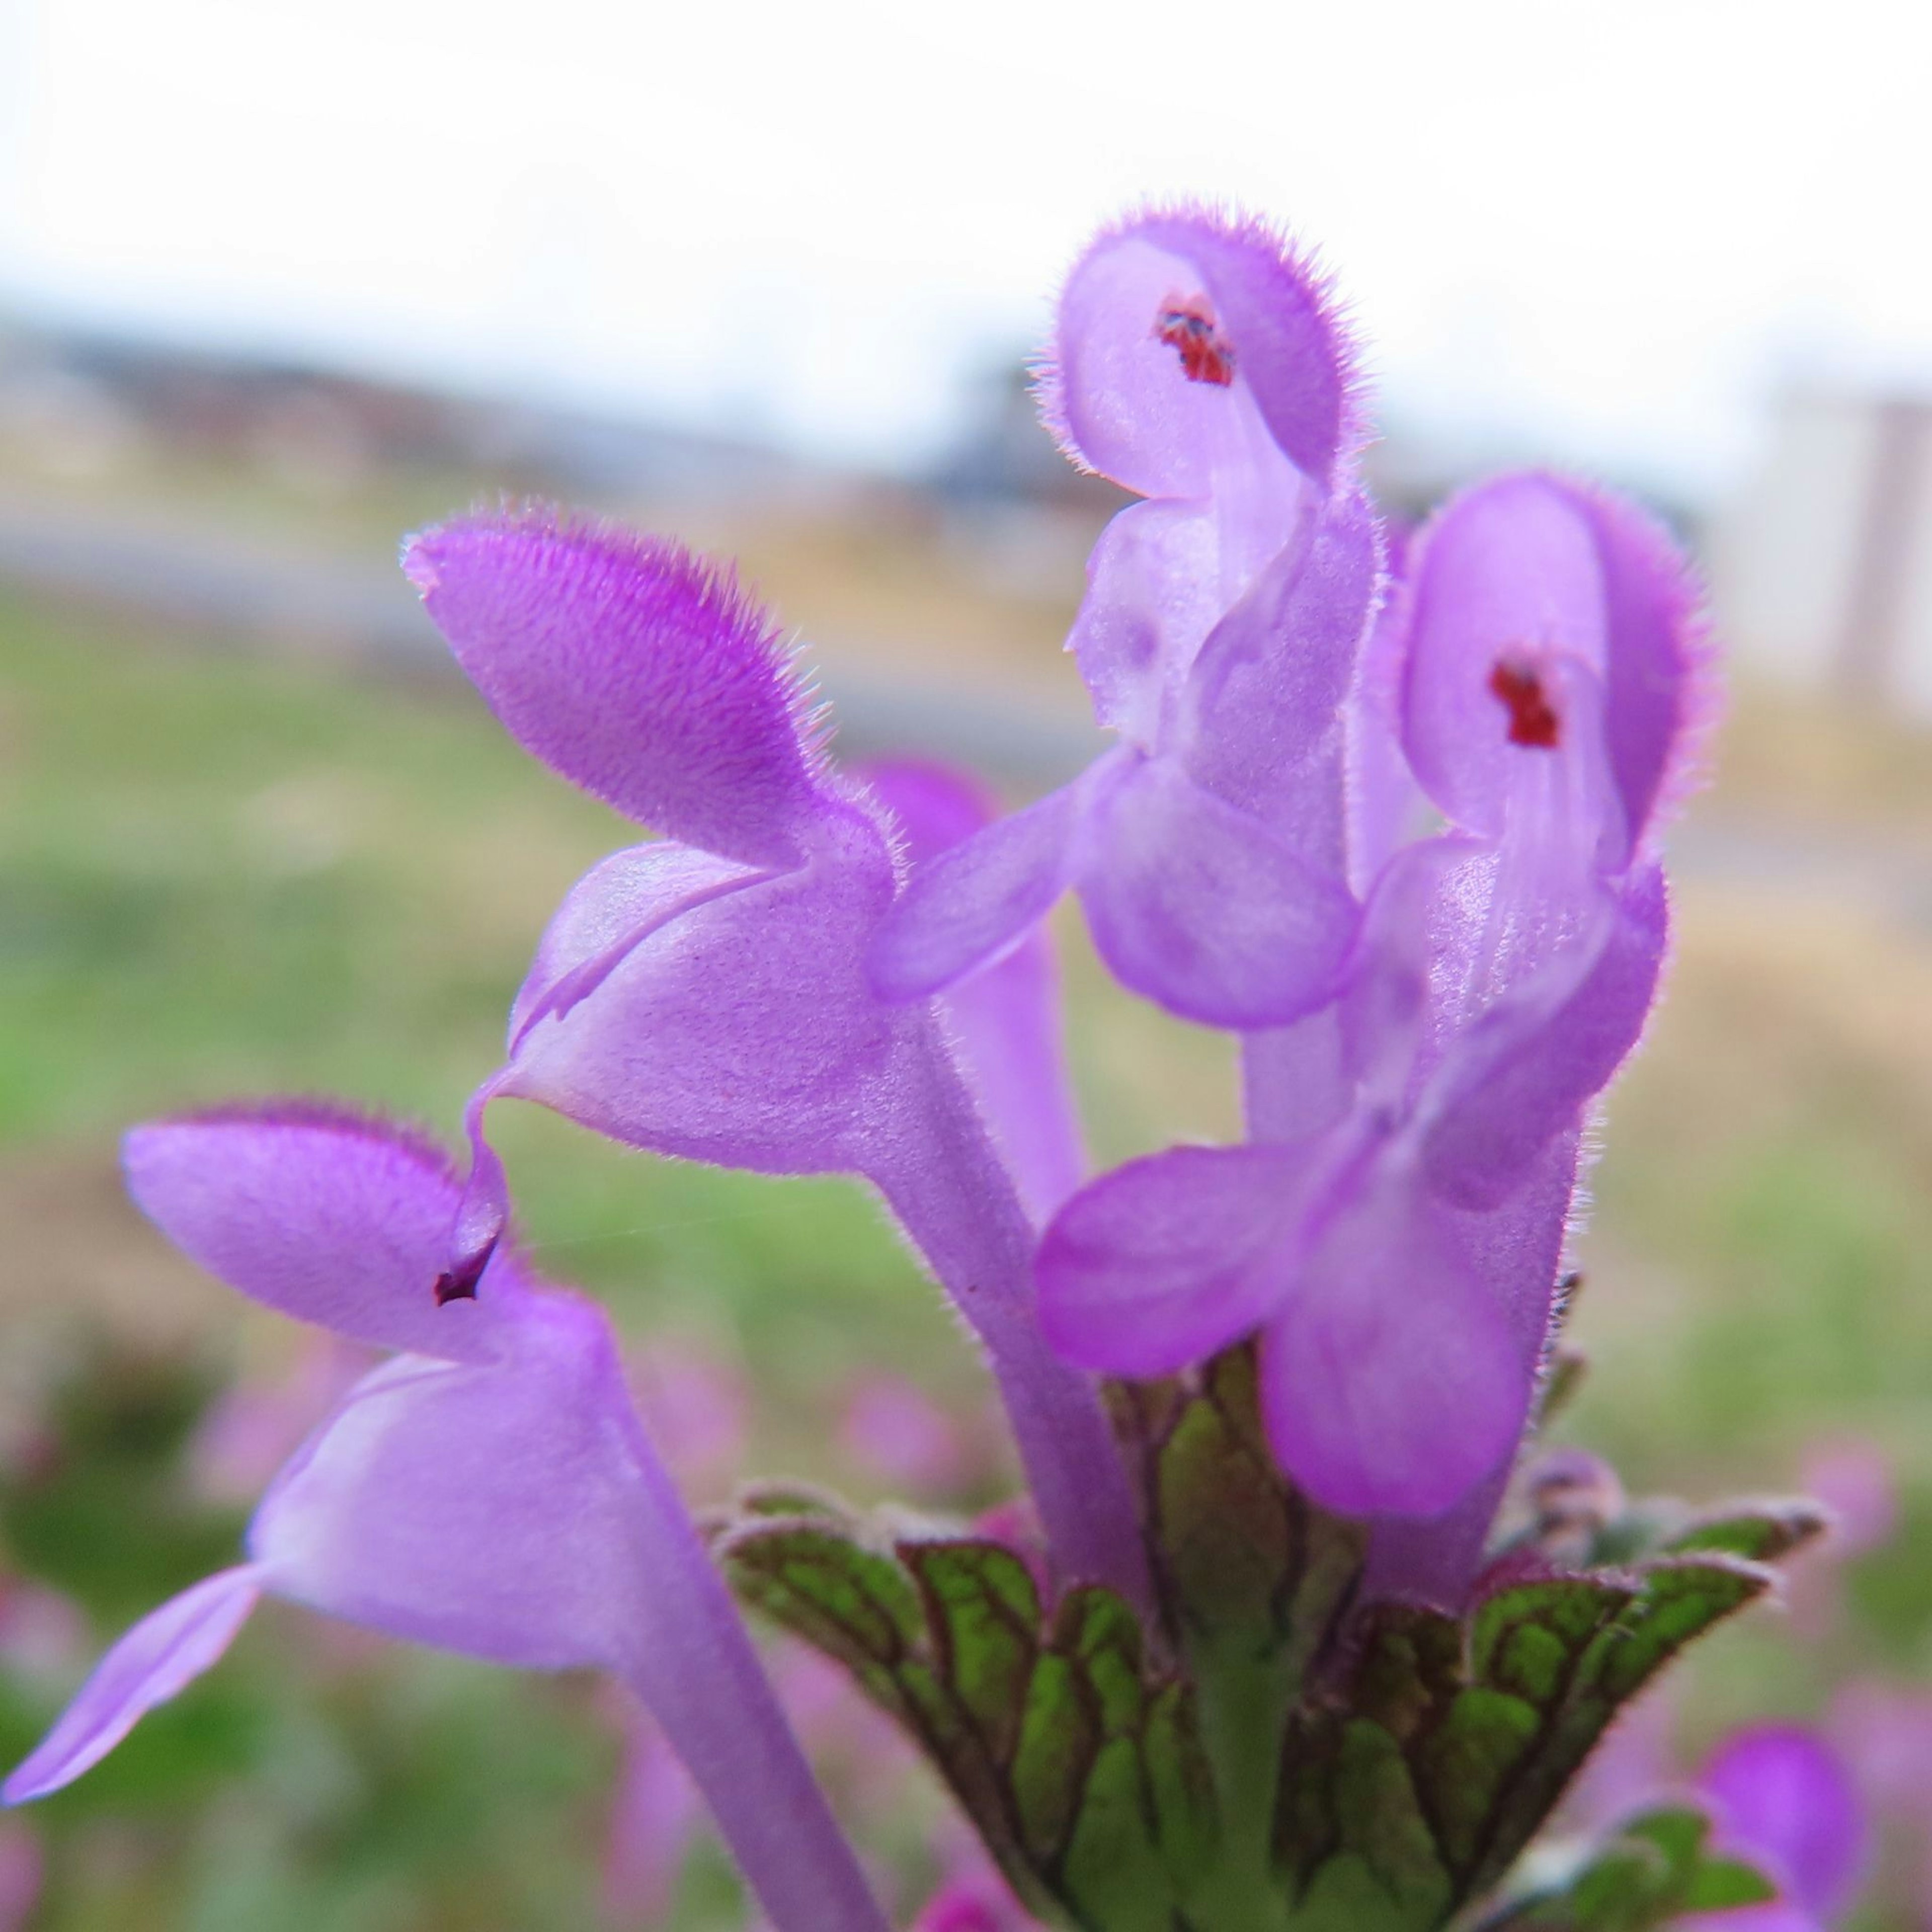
858 758 1085 1221
602 1707 706 1927
1036 471 1713 1542
1689 1726 1870 1931
0 1822 36 1932
838 1373 983 1499
2 1106 887 1932
405 512 1149 1612
868 206 1380 1029
628 1340 751 1494
1829 1680 1932 1926
1569 1716 1869 1931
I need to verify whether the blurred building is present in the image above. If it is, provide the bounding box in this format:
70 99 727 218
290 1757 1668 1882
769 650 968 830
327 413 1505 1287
1711 388 1932 715
0 318 805 503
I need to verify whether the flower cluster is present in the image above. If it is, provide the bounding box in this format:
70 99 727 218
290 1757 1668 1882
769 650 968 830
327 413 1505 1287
7 204 1821 1932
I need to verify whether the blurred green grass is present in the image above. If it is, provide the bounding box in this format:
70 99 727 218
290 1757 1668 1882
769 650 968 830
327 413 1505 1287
4 574 1932 1924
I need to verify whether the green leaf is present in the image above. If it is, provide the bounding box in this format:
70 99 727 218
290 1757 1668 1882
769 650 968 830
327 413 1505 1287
1143 1680 1219 1886
1536 1346 1589 1429
1136 1346 1367 1675
1060 1737 1174 1932
720 1494 1217 1925
717 1517 923 1713
1478 1803 1777 1930
901 1539 1041 1762
1012 1652 1099 1868
1279 1556 1779 1917
1679 1859 1778 1911
1661 1500 1829 1564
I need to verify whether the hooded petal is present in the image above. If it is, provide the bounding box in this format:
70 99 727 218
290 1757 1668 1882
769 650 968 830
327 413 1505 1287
861 758 1085 1219
1258 1185 1529 1518
1078 757 1357 1027
1037 1143 1308 1378
1180 484 1381 849
1039 203 1360 500
866 777 1084 1004
405 511 829 869
4 1566 264 1803
255 1295 891 1932
508 841 770 1051
1343 524 1426 894
249 1300 651 1671
1701 1726 1869 1923
499 821 906 1178
1400 473 1712 866
1420 865 1666 1209
123 1110 521 1362
1361 1135 1581 1606
1066 497 1233 744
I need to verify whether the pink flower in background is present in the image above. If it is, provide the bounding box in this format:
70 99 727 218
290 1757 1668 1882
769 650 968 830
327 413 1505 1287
914 1862 1039 1932
1801 1440 1899 1558
838 1375 978 1499
0 1578 86 1682
189 1332 365 1504
1567 1707 1873 1930
602 1639 920 1925
601 1706 705 1927
1829 1681 1932 1927
629 1341 751 1493
1787 1438 1898 1639
1689 1726 1869 1932
0 1821 38 1932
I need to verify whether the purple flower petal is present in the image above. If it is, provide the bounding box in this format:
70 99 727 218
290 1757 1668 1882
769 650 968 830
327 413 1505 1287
1067 499 1230 744
248 1293 891 1930
1362 1137 1581 1604
866 776 1085 1005
1420 865 1667 1210
1400 473 1715 865
507 841 769 1051
249 1301 650 1670
1037 1143 1308 1378
405 511 829 869
4 1566 264 1803
1038 202 1361 500
502 821 903 1176
477 840 1154 1611
123 1110 522 1362
861 758 1085 1219
1701 1725 1870 1922
1343 524 1426 894
1180 485 1382 855
1078 757 1357 1028
1258 1186 1530 1518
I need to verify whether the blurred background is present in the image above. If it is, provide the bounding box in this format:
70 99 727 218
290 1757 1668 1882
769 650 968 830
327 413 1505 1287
2 0 1930 1923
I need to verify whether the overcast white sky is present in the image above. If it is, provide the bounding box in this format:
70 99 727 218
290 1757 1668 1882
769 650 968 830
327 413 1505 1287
1 0 1928 497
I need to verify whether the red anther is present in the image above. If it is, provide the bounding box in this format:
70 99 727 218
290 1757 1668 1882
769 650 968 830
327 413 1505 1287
1488 659 1562 749
433 1232 498 1305
1154 295 1236 386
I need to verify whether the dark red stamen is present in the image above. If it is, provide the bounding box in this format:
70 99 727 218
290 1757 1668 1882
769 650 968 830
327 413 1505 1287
434 1232 498 1306
1154 296 1236 386
1488 659 1562 749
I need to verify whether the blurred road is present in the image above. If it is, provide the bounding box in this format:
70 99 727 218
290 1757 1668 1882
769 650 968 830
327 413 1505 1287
0 486 1101 789
4 487 1931 934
